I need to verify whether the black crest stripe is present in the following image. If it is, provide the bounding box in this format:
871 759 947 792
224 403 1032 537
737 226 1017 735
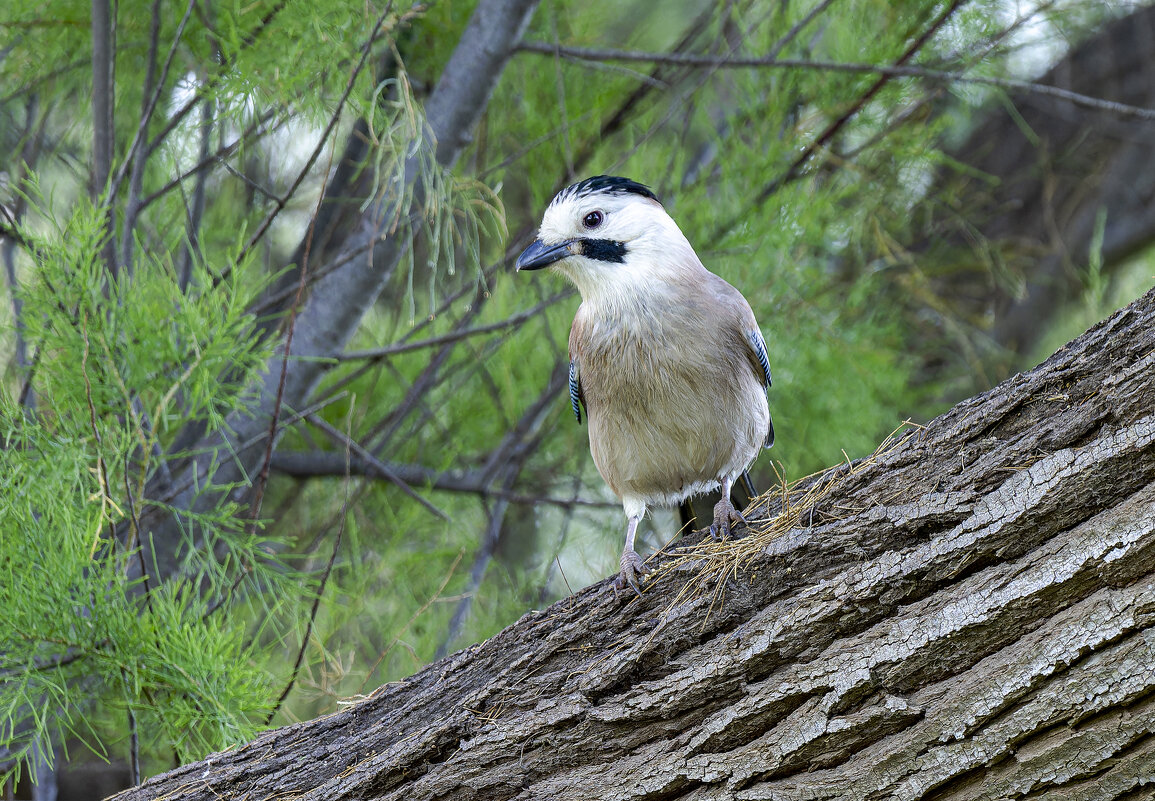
552 175 658 206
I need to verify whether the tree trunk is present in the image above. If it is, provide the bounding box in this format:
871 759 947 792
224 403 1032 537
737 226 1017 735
919 5 1155 383
115 283 1155 798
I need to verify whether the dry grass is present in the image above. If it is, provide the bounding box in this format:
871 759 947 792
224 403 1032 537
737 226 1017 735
656 422 922 617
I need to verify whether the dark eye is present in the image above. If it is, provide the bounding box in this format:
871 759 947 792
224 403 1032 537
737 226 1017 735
582 210 604 229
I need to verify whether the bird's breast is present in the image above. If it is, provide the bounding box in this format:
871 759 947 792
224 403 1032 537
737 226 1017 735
574 309 768 505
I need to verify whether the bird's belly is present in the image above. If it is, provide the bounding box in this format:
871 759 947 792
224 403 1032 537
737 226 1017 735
585 372 767 507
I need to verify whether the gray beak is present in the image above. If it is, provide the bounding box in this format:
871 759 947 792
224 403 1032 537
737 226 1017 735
515 239 576 271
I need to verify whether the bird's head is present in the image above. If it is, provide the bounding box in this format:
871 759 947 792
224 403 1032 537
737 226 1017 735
515 176 701 301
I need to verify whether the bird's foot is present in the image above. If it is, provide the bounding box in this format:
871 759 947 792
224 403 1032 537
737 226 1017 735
709 496 748 540
614 547 651 598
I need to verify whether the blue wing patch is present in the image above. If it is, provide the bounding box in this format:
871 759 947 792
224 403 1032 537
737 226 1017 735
748 330 772 388
749 330 774 448
569 359 584 424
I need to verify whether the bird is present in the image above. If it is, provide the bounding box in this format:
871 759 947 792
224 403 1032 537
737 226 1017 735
515 175 773 595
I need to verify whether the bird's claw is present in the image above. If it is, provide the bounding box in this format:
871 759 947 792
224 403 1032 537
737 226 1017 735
709 497 748 540
614 547 651 598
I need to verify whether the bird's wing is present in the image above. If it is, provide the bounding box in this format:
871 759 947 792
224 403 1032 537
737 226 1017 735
569 357 585 424
705 272 775 448
706 272 771 389
746 329 773 388
743 327 775 448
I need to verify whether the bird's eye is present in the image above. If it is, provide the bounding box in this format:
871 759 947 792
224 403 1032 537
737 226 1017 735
582 210 604 229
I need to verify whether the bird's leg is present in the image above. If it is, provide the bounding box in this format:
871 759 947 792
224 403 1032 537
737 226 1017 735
615 514 650 597
710 475 748 540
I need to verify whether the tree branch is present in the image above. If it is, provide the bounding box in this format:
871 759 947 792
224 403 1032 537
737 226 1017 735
140 0 288 162
90 0 117 277
336 291 571 362
268 450 616 509
303 412 448 521
266 433 351 724
113 0 197 274
516 40 1155 121
237 1 412 262
434 360 569 658
0 96 44 404
710 0 968 245
130 0 543 585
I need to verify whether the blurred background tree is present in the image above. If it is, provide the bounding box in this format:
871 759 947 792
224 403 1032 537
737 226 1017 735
1 0 1152 796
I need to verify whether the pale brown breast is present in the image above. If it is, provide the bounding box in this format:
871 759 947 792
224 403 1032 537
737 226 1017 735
570 288 769 505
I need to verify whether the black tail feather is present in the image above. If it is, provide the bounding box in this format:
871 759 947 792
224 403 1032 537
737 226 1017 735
678 499 697 531
740 470 757 499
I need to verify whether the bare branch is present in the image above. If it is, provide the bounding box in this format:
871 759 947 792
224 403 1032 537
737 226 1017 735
0 96 44 401
138 107 282 213
338 291 571 361
266 426 351 724
268 450 616 509
302 412 449 521
176 92 214 292
358 300 489 455
765 0 838 62
435 360 569 658
708 0 969 245
141 0 288 160
90 0 117 277
559 1 721 187
117 0 185 273
237 1 412 261
516 40 1155 122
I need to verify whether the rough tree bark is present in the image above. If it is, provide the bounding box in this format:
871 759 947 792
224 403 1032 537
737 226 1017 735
114 279 1155 798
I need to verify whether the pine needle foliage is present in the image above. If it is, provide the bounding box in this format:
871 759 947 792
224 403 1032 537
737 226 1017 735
1 0 508 782
0 200 280 784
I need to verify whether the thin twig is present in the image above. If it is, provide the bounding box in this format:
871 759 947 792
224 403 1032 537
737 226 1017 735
709 0 972 245
359 549 465 694
245 122 338 532
435 491 509 660
108 0 197 208
138 107 281 212
154 391 350 525
123 451 153 615
80 311 119 554
338 291 571 361
269 449 617 508
1 96 43 404
265 412 352 724
765 0 839 62
118 0 168 272
141 0 288 162
238 1 409 261
361 301 487 455
90 0 117 276
433 361 569 657
122 668 141 786
176 91 214 292
303 413 449 520
516 41 1155 122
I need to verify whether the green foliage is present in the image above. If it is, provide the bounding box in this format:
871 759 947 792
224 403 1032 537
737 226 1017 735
0 209 279 781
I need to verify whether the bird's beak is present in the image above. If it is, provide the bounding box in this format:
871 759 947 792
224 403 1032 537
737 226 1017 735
515 238 576 271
